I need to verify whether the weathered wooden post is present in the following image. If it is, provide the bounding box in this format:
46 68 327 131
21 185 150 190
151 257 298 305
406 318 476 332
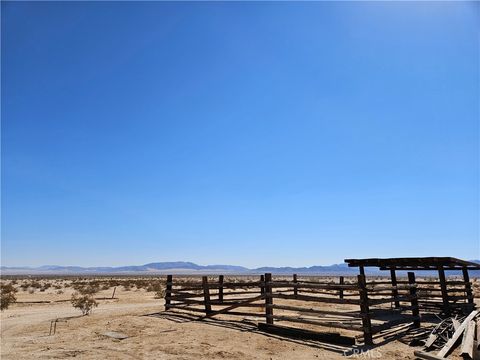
462 267 474 307
218 275 224 304
293 274 298 298
260 274 265 295
357 274 373 346
407 272 420 328
165 275 172 311
202 276 212 315
265 273 273 325
359 265 365 276
437 266 450 315
390 267 400 308
339 276 344 299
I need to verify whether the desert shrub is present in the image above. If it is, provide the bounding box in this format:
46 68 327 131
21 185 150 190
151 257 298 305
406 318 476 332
56 289 64 295
1 283 17 310
28 288 35 294
73 283 99 295
41 283 51 291
71 292 98 315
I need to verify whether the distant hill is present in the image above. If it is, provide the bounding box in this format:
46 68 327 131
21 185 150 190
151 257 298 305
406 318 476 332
1 260 479 276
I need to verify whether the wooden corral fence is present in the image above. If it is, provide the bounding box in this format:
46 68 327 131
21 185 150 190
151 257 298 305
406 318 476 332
164 273 434 345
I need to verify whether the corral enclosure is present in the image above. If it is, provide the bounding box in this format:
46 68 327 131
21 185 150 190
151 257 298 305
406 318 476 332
165 257 479 346
1 268 480 359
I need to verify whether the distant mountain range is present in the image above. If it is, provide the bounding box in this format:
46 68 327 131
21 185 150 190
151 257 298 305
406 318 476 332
0 261 356 275
1 260 479 276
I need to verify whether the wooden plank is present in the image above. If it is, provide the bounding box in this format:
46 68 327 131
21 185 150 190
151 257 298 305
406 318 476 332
269 304 363 318
268 282 357 290
437 266 450 315
202 276 212 315
463 267 474 305
265 273 273 325
460 320 476 359
390 267 400 308
408 272 420 328
339 276 344 299
414 350 445 360
368 295 415 305
424 332 438 350
437 310 478 358
267 314 364 331
218 275 224 303
358 274 373 345
165 275 172 311
257 323 355 346
371 317 420 334
359 265 365 276
293 274 298 298
221 290 261 296
272 293 361 305
200 294 264 319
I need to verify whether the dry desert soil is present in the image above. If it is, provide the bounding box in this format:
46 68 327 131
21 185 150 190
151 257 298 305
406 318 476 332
1 276 477 359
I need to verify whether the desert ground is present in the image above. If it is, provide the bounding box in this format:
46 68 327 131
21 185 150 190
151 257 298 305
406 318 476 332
1 276 478 359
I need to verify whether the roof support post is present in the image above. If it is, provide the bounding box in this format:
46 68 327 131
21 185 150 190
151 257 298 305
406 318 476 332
390 267 400 308
462 266 474 308
437 266 450 316
359 265 365 276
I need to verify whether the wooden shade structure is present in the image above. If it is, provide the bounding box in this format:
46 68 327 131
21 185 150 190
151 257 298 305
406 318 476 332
344 257 480 271
344 257 479 316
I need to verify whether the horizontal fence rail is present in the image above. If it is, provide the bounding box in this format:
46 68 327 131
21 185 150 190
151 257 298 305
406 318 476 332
164 271 475 346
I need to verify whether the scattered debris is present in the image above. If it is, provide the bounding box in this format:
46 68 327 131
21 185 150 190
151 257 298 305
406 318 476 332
101 331 129 340
48 315 82 335
414 310 480 359
423 316 467 351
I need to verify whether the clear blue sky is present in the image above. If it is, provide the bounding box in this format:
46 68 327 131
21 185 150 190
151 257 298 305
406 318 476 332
2 1 479 268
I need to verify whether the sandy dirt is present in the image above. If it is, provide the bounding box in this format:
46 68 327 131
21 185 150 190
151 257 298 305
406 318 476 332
2 277 475 359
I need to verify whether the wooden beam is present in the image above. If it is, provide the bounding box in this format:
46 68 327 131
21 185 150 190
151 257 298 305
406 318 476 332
414 350 445 360
462 267 474 305
165 275 172 311
265 273 273 325
218 275 224 304
359 265 365 276
437 266 450 316
339 276 344 299
390 267 400 308
357 274 373 345
199 294 264 319
408 272 420 328
460 320 476 359
202 276 212 315
293 274 298 298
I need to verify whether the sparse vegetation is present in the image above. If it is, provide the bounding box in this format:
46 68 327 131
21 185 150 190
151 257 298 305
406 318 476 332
1 283 17 310
71 292 98 315
70 283 99 315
